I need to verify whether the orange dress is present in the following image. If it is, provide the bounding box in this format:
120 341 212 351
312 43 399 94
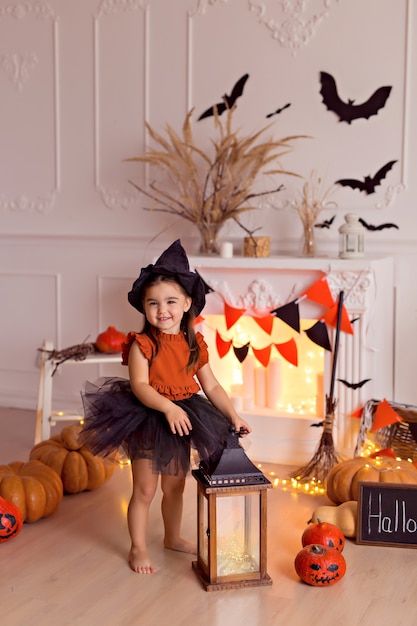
81 328 231 475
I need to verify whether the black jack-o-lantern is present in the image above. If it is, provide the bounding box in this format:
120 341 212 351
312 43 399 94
294 544 346 586
0 496 23 543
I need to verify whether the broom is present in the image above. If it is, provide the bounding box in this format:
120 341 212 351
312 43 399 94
290 290 345 483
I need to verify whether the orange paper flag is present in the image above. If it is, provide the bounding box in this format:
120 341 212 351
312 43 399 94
194 314 205 325
224 302 246 330
252 345 272 368
215 330 232 358
370 398 402 432
252 315 274 335
350 406 364 419
303 275 335 309
275 338 298 366
323 303 354 335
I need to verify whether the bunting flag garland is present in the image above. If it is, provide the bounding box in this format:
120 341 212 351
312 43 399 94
224 302 246 330
322 302 354 335
302 274 336 308
370 398 402 432
369 447 397 459
233 343 250 363
350 406 364 419
252 315 274 335
252 345 272 367
305 321 332 351
216 330 232 358
275 338 298 366
270 300 300 332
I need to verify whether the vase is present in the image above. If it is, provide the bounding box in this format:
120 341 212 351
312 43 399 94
199 223 222 255
301 217 316 257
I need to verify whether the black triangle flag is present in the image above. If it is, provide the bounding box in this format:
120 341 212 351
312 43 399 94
233 343 250 363
270 300 300 333
305 321 332 352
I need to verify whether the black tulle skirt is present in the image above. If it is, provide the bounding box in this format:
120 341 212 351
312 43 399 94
80 377 232 475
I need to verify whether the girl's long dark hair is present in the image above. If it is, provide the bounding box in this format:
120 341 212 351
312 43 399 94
141 275 200 371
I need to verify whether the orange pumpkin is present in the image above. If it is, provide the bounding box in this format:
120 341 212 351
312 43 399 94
326 457 417 504
29 423 118 494
0 496 23 542
0 460 63 523
302 520 345 552
95 325 127 353
294 544 346 586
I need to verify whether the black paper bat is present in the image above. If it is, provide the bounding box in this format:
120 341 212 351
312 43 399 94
319 71 392 124
315 215 336 229
266 103 291 118
358 218 399 231
335 160 397 195
337 378 371 389
198 74 249 121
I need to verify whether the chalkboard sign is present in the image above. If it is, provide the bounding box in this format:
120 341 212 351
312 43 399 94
357 482 417 548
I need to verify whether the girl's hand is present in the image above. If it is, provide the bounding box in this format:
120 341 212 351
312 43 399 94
232 416 252 437
165 405 193 436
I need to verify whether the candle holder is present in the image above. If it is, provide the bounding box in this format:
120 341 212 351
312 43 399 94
192 428 272 591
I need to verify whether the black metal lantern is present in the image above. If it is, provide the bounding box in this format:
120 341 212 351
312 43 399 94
192 429 272 591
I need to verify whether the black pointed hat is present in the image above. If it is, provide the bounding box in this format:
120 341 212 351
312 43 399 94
128 239 206 315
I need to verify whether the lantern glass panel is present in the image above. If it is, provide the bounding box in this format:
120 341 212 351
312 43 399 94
216 493 260 577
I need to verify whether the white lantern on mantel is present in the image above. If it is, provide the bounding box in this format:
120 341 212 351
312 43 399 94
338 213 365 259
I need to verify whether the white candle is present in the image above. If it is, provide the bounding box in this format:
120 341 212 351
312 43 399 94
242 354 255 399
220 241 233 258
254 367 266 407
266 359 282 409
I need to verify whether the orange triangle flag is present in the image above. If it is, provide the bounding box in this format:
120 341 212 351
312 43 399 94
252 315 274 335
252 345 272 368
322 303 354 335
215 330 232 358
350 406 364 419
303 276 335 309
194 314 205 325
275 338 298 366
370 398 402 432
224 302 246 330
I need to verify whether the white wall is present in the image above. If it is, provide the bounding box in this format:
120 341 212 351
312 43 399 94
1 0 417 410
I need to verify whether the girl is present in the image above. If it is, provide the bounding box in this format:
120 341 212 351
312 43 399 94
81 240 251 574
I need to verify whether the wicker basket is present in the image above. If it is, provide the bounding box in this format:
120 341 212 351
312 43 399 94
357 398 417 461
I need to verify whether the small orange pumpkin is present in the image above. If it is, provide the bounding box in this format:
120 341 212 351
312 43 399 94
294 544 346 586
95 325 127 353
0 460 63 523
302 520 345 552
30 423 118 494
0 496 23 542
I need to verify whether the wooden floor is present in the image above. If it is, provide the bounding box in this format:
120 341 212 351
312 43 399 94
0 407 415 626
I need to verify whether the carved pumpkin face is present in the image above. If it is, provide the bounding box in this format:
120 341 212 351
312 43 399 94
302 520 345 552
294 544 346 586
0 496 23 543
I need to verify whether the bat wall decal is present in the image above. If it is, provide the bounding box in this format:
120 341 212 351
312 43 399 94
337 378 371 389
335 160 397 195
319 71 392 124
358 218 399 231
315 215 335 229
198 74 249 121
266 103 291 118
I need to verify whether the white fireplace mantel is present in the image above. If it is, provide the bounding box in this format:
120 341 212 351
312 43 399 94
189 254 394 464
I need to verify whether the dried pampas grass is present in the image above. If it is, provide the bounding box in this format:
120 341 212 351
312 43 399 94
126 108 306 252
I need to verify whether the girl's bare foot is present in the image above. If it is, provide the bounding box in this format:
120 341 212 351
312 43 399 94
129 546 157 574
164 537 197 555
